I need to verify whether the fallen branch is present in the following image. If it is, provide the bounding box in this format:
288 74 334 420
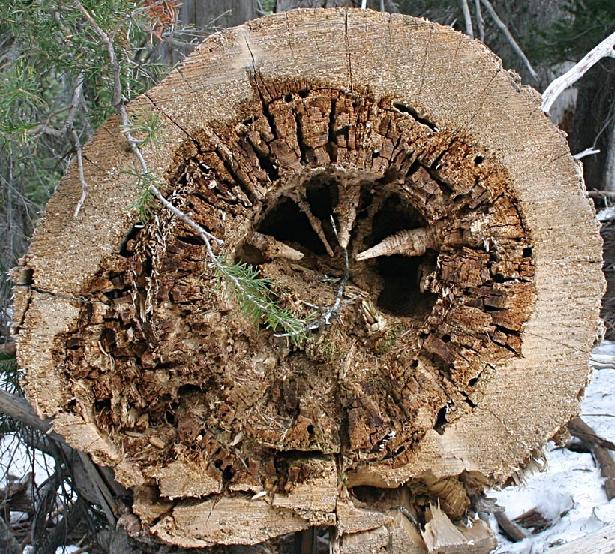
542 31 615 113
587 190 615 199
494 509 526 542
568 416 615 450
592 446 615 500
568 416 615 500
479 0 538 81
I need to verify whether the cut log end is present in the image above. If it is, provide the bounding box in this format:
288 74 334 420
14 8 603 551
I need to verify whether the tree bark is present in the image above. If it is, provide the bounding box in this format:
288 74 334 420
13 8 603 551
157 0 259 65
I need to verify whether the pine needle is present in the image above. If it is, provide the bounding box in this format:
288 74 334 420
216 260 307 345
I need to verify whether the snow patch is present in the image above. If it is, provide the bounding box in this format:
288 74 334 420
490 340 615 553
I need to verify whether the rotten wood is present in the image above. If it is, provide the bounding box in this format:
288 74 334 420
421 504 496 553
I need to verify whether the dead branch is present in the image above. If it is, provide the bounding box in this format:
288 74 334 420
459 0 473 38
494 510 526 542
474 0 484 42
39 498 86 554
26 73 88 216
588 190 615 198
568 416 615 450
574 147 601 160
0 389 53 434
479 0 538 81
542 31 615 113
77 452 116 526
0 389 122 526
568 417 615 500
592 446 615 500
29 74 84 139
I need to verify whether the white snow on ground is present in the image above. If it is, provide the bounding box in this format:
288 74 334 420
597 206 615 222
0 432 55 487
490 340 615 553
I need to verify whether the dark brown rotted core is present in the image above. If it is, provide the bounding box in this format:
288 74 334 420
57 81 534 496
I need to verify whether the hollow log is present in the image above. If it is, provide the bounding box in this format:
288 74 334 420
12 8 604 551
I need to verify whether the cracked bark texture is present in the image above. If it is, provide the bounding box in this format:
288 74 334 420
12 9 603 551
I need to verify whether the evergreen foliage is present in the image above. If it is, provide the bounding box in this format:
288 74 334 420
217 260 308 345
527 0 615 62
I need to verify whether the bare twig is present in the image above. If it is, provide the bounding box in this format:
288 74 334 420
459 0 473 38
29 74 84 138
275 216 349 338
479 0 538 82
542 31 615 113
574 147 601 160
473 0 484 42
26 73 89 216
588 190 615 199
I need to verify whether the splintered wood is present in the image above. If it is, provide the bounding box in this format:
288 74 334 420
13 8 603 552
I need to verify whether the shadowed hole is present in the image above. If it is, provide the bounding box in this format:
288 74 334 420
434 405 448 434
368 194 437 317
305 175 339 220
258 197 326 255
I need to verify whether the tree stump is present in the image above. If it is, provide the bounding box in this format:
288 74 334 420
13 8 604 551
